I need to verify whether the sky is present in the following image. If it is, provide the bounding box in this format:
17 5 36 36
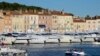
0 0 100 17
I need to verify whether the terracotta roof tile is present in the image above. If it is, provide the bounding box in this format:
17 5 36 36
73 18 85 22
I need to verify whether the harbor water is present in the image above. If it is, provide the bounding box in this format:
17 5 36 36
2 43 100 56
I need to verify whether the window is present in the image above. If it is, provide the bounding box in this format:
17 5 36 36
78 26 80 28
71 23 73 25
88 22 90 23
25 16 27 19
67 21 69 23
53 16 56 19
43 17 44 19
98 21 100 23
34 17 36 19
54 20 57 23
53 16 55 18
31 17 33 20
93 22 95 23
88 25 90 28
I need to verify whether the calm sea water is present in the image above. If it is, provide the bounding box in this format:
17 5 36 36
6 43 100 56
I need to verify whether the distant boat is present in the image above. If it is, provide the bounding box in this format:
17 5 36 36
0 47 27 56
0 36 16 45
93 42 100 44
65 49 86 56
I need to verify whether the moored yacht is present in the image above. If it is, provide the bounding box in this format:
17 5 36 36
14 36 31 44
45 35 59 43
14 33 31 44
28 34 46 44
60 35 78 43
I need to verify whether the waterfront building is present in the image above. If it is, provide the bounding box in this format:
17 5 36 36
51 11 73 33
0 10 12 33
4 13 12 33
94 16 100 31
25 14 39 33
85 17 97 32
11 13 39 33
1 10 100 34
0 19 4 33
11 14 26 33
38 14 52 32
0 11 4 33
73 18 86 32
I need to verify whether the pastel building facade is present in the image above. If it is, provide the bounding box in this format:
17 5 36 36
96 18 100 31
51 15 58 33
93 16 100 31
0 11 4 33
52 14 73 33
3 15 12 33
73 18 86 32
11 14 39 33
1 10 100 33
25 14 39 33
0 11 12 33
38 14 52 32
85 19 97 32
11 14 26 32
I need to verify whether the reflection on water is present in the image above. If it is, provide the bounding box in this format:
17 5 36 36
1 43 100 56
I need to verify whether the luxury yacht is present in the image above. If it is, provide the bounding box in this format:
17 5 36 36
45 35 60 43
59 34 81 43
28 34 46 44
14 36 31 44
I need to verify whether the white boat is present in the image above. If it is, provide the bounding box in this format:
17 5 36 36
65 49 86 56
0 47 27 56
45 36 59 43
60 35 79 43
59 35 71 43
0 36 16 44
29 35 46 44
29 32 60 43
14 36 31 44
81 37 94 42
92 42 100 44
